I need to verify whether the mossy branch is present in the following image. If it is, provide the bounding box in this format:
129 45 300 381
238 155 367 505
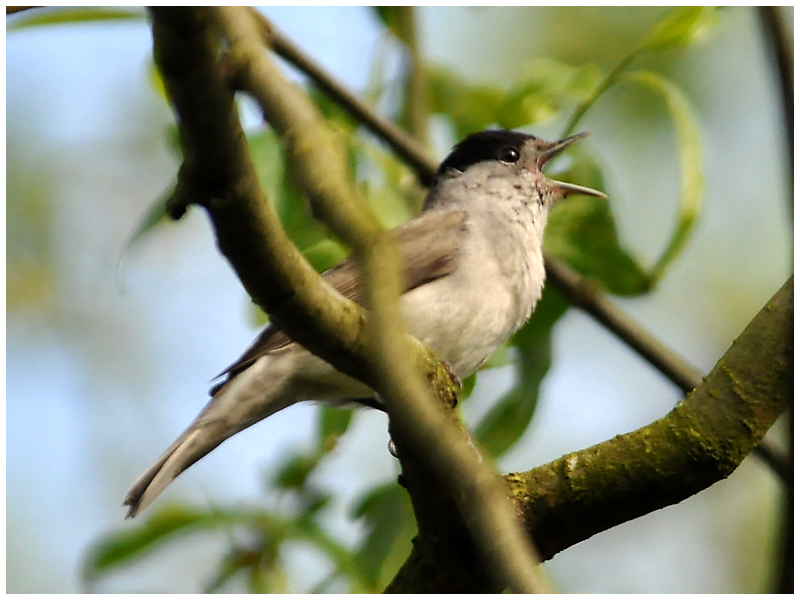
389 276 791 590
149 6 547 593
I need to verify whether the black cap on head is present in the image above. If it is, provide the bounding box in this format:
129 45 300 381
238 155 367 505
438 129 534 175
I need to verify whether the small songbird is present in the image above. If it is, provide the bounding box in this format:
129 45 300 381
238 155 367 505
124 129 605 517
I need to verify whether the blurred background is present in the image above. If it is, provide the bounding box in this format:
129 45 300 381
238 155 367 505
7 6 792 593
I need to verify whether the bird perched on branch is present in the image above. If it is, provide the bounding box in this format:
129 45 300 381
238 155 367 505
124 128 605 517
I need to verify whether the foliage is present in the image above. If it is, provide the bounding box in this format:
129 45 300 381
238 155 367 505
17 5 716 592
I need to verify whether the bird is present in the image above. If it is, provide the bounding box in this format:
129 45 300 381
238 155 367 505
123 128 605 518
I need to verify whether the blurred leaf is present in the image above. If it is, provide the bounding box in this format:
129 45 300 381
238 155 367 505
428 67 506 137
7 6 144 30
544 148 651 295
206 544 283 594
308 86 358 130
561 7 720 136
247 128 284 199
311 573 346 594
148 60 170 104
459 373 478 403
292 519 369 592
352 484 415 590
430 59 601 138
482 343 514 370
273 451 322 491
474 287 568 457
373 7 405 39
121 187 171 254
498 59 601 130
248 129 332 252
318 406 354 452
622 70 704 284
82 505 235 583
249 562 289 594
360 142 420 226
302 238 349 273
641 7 720 51
7 151 55 309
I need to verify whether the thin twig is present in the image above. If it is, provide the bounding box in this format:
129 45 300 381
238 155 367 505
756 7 793 592
758 7 793 195
546 257 789 479
561 51 638 137
393 6 430 146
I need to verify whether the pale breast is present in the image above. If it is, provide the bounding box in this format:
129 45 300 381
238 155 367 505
399 216 542 378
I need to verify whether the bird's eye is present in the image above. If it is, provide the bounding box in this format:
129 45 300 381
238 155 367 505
499 146 520 163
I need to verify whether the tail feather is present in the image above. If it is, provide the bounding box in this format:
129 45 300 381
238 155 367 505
123 356 292 518
123 427 210 518
123 349 374 518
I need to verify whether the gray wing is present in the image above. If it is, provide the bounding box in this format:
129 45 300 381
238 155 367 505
210 209 468 393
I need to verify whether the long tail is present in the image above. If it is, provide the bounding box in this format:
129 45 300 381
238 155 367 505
123 357 292 518
123 424 216 518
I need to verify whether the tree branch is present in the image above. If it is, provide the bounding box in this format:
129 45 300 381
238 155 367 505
390 276 792 590
249 7 437 186
756 8 793 591
392 6 430 146
758 6 793 204
148 7 372 386
252 10 790 482
150 6 548 593
215 7 550 592
6 6 37 16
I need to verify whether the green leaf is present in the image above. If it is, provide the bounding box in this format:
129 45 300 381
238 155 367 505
482 343 514 370
7 7 144 31
318 406 354 452
622 70 704 283
307 86 358 130
428 67 506 138
474 287 569 457
147 60 170 104
360 143 420 226
82 505 233 583
641 7 720 51
544 148 651 295
459 372 478 401
373 7 405 39
498 60 602 130
302 238 348 273
561 8 720 136
206 544 283 594
352 484 415 590
248 129 332 252
120 187 172 253
273 451 322 491
430 60 601 137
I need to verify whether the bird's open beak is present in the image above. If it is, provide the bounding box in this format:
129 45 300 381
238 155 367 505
539 132 607 199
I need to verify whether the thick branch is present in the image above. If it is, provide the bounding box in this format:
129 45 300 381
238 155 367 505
390 276 791 590
148 8 375 387
151 6 547 593
214 7 548 592
247 10 786 477
248 8 437 185
521 275 792 558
